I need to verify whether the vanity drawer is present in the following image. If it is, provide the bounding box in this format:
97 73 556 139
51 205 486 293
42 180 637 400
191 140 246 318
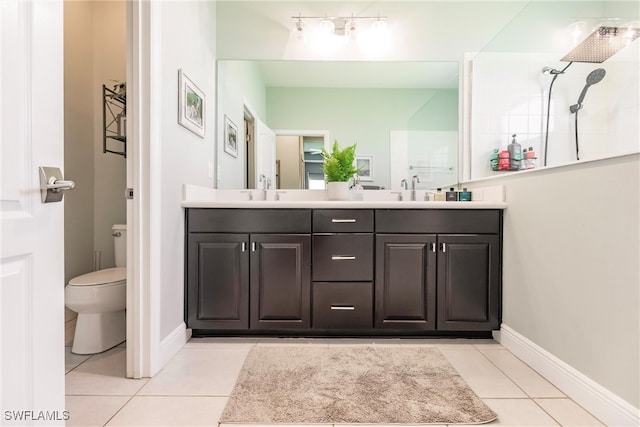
313 234 373 281
312 282 373 329
187 209 311 233
313 209 373 233
375 209 501 234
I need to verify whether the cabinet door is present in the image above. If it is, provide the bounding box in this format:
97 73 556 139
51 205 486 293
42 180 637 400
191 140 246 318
250 234 311 329
437 234 501 331
186 233 249 329
375 234 437 330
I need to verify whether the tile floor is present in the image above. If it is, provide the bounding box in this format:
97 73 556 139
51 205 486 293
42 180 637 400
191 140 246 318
65 338 605 427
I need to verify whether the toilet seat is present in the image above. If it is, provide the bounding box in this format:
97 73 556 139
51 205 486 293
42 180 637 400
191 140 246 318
68 267 126 287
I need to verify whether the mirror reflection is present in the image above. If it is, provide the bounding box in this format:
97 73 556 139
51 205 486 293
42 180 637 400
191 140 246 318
216 60 459 191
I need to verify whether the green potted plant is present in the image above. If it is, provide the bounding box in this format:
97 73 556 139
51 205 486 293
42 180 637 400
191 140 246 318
321 140 359 200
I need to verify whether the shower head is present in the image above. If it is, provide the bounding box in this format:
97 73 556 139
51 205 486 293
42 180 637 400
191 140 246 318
570 68 606 113
585 68 606 86
562 26 640 63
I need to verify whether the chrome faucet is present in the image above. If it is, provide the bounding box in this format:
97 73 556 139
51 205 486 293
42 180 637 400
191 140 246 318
400 179 408 190
258 174 268 200
411 175 420 201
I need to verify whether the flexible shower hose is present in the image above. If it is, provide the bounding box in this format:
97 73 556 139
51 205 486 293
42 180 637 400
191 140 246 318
543 62 573 166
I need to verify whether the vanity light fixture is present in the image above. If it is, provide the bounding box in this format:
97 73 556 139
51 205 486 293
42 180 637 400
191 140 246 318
291 13 390 54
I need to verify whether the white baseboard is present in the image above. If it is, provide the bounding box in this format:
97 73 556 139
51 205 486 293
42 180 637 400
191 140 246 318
159 322 191 368
495 324 639 426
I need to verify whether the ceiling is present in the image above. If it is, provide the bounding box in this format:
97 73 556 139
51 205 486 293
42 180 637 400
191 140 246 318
215 1 640 88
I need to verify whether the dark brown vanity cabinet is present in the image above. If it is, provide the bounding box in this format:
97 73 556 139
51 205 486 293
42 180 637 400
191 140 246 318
187 233 249 330
186 209 311 331
375 234 437 330
186 207 502 335
375 210 502 332
311 210 374 330
436 234 500 331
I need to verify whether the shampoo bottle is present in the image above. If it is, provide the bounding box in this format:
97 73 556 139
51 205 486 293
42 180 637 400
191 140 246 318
498 148 510 171
458 188 472 201
446 187 458 201
508 134 522 170
526 146 536 169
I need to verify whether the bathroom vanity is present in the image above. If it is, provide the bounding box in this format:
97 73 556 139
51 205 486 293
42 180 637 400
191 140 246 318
183 188 505 337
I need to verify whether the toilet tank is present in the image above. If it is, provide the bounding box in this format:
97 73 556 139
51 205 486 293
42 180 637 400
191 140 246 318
112 224 127 267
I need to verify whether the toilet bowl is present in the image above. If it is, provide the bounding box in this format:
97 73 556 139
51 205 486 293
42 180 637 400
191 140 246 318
66 225 126 354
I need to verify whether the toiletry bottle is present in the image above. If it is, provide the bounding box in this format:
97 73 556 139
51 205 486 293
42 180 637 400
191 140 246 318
508 134 522 170
458 188 472 201
434 188 445 201
490 148 499 171
446 187 458 201
498 148 510 171
526 146 536 169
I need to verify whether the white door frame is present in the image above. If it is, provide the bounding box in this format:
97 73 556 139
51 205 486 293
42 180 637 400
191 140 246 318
126 0 159 378
273 130 330 151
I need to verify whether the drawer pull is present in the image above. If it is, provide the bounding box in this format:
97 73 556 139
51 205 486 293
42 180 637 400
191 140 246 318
331 255 356 260
331 219 356 223
330 305 355 311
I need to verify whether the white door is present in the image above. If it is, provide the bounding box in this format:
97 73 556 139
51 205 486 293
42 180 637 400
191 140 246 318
1 1 66 424
254 118 276 188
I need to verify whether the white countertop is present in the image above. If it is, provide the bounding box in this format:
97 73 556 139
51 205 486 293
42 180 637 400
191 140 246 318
182 200 506 209
181 185 507 209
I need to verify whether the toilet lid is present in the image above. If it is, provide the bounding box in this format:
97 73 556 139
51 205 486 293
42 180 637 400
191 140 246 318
68 267 126 286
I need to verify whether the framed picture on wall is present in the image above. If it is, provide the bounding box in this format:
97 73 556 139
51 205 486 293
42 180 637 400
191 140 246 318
178 69 205 138
224 115 238 158
355 155 373 181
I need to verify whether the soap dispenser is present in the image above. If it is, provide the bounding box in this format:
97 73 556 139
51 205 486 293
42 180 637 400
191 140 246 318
508 134 522 170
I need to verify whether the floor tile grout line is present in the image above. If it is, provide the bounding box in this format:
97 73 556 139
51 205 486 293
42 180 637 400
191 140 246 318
533 397 607 426
65 352 95 374
531 397 565 427
475 348 586 426
475 346 542 399
100 393 137 427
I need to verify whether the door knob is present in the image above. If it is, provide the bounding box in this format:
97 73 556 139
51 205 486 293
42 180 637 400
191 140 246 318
39 166 75 203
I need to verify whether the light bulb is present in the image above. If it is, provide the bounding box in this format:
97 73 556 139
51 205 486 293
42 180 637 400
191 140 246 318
319 18 335 36
346 19 358 41
292 19 306 43
360 18 390 55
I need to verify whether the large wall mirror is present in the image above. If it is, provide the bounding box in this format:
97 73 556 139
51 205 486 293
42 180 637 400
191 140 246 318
216 60 459 191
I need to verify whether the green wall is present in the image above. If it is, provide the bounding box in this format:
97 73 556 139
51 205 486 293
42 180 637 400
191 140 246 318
266 87 458 188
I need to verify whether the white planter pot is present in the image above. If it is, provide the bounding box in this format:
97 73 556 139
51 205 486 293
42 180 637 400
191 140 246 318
326 181 350 201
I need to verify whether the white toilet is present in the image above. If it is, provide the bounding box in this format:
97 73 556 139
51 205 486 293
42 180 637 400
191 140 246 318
66 224 127 354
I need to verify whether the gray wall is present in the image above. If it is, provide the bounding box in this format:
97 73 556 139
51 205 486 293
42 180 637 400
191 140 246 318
64 1 95 285
92 1 127 270
64 1 126 286
158 1 217 340
468 154 639 407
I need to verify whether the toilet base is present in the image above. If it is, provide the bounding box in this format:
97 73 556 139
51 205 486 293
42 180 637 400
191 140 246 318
71 310 126 355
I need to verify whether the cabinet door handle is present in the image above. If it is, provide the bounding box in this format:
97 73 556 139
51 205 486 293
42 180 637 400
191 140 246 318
331 255 356 260
242 242 247 252
331 219 356 223
441 243 447 253
251 242 256 252
430 243 436 252
330 305 355 310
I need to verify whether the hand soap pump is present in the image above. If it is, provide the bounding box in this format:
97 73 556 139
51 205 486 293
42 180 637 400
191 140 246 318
508 134 522 170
